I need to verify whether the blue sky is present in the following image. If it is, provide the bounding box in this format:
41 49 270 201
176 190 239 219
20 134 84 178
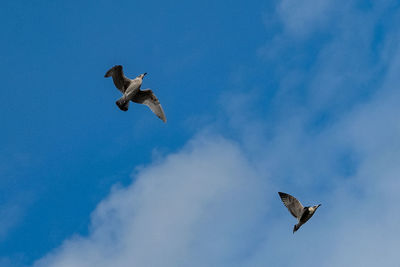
1 0 400 266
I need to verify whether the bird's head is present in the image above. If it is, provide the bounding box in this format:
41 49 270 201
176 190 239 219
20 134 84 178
138 73 147 79
309 204 321 214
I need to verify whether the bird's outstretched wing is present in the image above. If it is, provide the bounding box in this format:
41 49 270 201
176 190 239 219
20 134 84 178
104 65 131 93
132 89 167 122
278 192 304 219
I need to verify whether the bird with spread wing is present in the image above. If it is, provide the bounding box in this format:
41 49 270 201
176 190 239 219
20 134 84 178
104 65 167 123
278 192 321 233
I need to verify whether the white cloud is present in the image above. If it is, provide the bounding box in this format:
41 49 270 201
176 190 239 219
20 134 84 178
34 135 270 267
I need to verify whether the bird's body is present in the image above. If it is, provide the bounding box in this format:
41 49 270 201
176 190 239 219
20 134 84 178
278 192 321 233
104 65 167 122
124 77 143 99
115 76 144 110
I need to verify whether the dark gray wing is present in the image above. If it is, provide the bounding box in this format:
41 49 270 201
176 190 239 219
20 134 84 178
104 65 131 93
278 192 304 219
132 89 167 122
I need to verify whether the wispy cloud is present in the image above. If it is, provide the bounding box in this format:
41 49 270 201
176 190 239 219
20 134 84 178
278 0 335 37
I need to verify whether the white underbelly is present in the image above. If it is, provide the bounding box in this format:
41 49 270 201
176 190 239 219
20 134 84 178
125 85 140 99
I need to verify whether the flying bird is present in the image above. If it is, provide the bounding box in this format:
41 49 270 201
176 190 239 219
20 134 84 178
104 65 167 122
278 192 321 233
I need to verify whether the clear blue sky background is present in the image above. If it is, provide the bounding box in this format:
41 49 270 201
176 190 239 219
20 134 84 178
2 1 400 266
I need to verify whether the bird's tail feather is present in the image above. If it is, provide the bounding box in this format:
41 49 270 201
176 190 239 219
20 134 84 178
293 224 300 233
116 97 129 111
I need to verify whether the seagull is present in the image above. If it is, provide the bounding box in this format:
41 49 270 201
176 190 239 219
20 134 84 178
104 65 167 123
278 192 321 233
